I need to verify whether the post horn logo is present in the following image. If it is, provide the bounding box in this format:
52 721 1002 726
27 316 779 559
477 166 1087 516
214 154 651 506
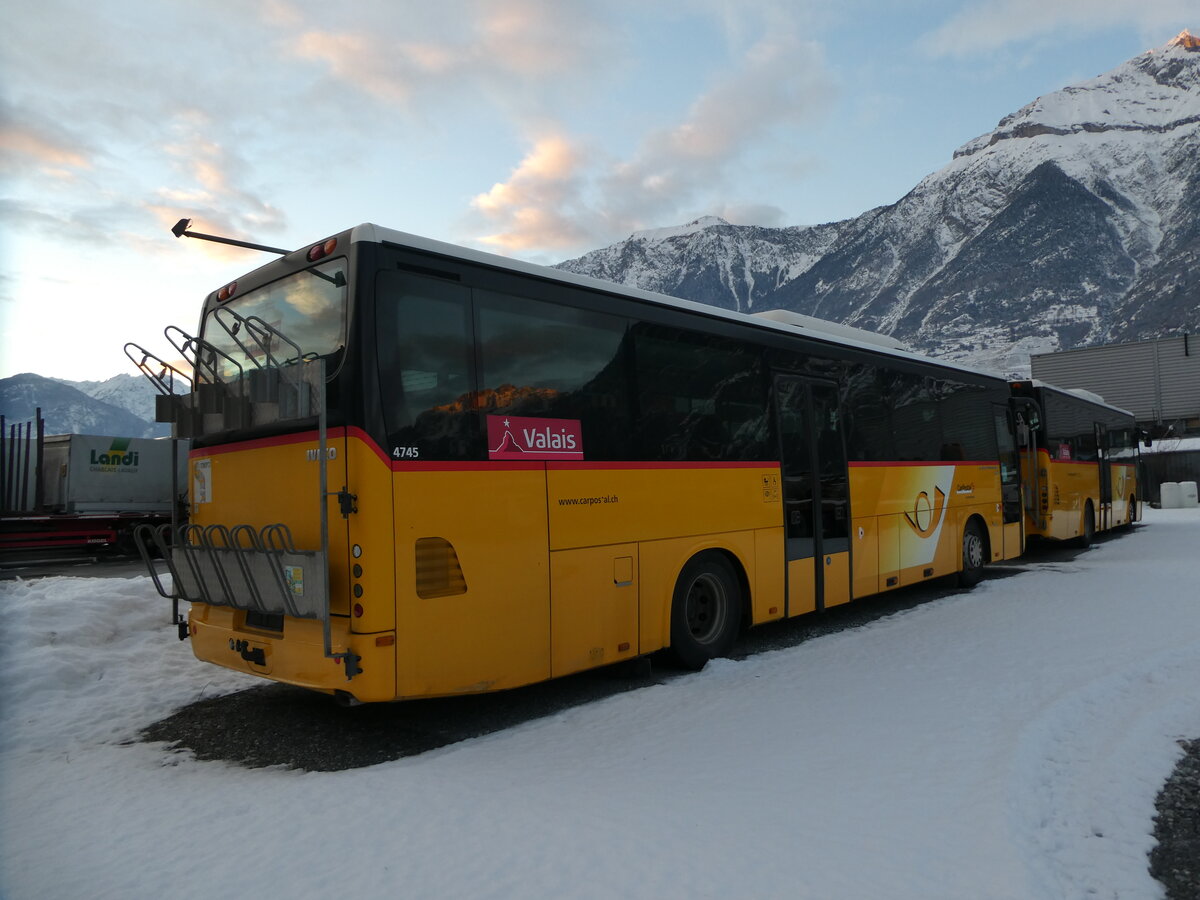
904 486 947 538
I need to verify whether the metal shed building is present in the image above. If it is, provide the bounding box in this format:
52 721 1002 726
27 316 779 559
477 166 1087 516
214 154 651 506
1030 334 1200 436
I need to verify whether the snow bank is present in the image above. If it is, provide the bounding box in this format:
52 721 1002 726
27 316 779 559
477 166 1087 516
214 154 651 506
1 509 1198 899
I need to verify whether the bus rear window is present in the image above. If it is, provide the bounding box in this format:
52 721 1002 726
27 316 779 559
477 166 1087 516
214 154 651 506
201 260 348 378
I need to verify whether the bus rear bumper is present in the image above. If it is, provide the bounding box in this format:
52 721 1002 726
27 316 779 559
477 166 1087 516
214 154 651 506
189 604 397 703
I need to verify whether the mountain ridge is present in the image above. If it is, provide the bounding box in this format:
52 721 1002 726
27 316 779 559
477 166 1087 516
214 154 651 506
0 373 165 438
557 33 1200 375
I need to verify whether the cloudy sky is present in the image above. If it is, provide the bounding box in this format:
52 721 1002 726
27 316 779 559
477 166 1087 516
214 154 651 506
1 0 1194 381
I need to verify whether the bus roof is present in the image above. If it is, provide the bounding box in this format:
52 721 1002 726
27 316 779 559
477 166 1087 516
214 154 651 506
1018 378 1135 418
347 223 1009 383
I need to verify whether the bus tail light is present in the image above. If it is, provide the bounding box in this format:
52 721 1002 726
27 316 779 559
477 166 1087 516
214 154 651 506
307 238 337 262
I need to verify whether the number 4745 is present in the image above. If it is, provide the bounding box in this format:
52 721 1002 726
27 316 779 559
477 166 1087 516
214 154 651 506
392 446 419 459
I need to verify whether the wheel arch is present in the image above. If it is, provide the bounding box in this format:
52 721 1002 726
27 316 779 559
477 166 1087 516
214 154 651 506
662 545 749 669
963 512 991 562
706 546 753 633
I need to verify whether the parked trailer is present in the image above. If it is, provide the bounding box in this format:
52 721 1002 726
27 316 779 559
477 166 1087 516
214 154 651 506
1 416 186 556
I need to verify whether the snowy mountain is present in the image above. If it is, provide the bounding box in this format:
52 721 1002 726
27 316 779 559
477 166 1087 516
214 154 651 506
58 373 162 426
0 373 165 438
558 32 1200 375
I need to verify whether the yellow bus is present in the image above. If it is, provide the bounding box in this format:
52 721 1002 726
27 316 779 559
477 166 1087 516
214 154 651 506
132 223 1026 704
1009 380 1142 546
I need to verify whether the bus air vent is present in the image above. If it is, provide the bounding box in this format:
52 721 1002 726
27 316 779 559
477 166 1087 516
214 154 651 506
415 537 467 599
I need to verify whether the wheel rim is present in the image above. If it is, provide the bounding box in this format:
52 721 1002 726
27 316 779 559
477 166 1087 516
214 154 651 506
964 529 984 569
685 572 729 645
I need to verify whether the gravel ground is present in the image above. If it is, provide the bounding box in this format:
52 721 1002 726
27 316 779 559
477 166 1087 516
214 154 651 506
1150 739 1200 899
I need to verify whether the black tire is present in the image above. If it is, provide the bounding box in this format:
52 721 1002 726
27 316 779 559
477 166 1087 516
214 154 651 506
1123 495 1136 529
666 552 742 670
1075 501 1096 548
956 518 987 589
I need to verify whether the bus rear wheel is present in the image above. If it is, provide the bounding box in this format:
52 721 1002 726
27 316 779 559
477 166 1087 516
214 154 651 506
956 519 987 589
666 552 742 670
1076 501 1096 548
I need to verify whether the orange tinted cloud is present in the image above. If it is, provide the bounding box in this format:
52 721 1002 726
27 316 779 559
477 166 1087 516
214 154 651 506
281 1 614 105
471 135 592 251
469 31 828 255
0 124 90 173
148 113 286 260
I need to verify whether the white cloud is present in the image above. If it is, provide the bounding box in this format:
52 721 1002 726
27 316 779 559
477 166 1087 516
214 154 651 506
922 0 1197 57
276 0 620 109
145 112 287 259
467 31 832 254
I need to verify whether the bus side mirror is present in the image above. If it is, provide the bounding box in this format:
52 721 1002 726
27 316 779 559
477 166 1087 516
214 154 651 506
1140 429 1153 448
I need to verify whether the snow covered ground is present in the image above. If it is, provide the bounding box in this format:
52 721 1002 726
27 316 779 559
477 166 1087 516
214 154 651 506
2 508 1198 899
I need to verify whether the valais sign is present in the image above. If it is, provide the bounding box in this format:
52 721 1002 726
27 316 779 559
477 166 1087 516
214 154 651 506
487 415 584 461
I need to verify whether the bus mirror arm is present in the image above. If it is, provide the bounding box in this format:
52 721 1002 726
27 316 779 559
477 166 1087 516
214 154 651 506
171 217 290 256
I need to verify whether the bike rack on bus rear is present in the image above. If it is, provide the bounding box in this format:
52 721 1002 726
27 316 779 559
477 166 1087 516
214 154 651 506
126 315 359 679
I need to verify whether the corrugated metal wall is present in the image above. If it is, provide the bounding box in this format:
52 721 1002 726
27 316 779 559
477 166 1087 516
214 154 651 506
1031 335 1199 428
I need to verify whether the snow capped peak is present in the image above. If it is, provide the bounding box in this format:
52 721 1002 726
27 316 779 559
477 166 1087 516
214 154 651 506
629 216 731 242
953 33 1200 160
1165 29 1199 51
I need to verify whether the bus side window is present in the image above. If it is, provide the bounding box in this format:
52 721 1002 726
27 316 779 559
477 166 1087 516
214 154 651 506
375 271 477 460
475 290 635 460
938 379 997 461
631 325 769 462
843 364 894 461
890 373 942 461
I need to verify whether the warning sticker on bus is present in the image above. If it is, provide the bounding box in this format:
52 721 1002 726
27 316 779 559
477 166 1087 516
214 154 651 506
487 415 584 461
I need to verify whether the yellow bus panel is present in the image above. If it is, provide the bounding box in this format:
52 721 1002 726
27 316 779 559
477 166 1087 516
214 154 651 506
392 468 550 697
189 605 397 702
546 464 781 550
345 437 398 635
823 551 851 607
851 517 880 599
550 543 639 677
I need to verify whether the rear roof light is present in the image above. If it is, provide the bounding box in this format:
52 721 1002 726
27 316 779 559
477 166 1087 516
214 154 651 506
307 237 337 262
217 282 237 302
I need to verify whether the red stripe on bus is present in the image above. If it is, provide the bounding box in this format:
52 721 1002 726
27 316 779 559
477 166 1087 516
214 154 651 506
189 428 349 458
389 459 780 473
191 431 1010 472
848 460 999 467
547 460 776 471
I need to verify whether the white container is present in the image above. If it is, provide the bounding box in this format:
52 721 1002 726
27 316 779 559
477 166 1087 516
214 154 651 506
1160 482 1182 509
1180 481 1199 508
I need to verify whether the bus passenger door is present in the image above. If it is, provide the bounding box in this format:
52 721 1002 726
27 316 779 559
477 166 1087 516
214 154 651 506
993 404 1024 558
1095 422 1112 531
775 376 851 616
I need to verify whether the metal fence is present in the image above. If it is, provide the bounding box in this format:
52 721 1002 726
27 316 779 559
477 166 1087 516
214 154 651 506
1141 449 1200 505
1 411 44 514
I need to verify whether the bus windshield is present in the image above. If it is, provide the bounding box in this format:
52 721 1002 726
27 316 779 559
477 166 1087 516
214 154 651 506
201 259 348 379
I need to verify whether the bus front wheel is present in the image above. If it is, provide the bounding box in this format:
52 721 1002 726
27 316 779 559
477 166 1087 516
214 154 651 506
666 552 742 670
957 519 987 589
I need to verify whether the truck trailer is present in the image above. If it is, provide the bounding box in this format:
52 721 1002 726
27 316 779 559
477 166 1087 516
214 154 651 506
1 421 185 557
